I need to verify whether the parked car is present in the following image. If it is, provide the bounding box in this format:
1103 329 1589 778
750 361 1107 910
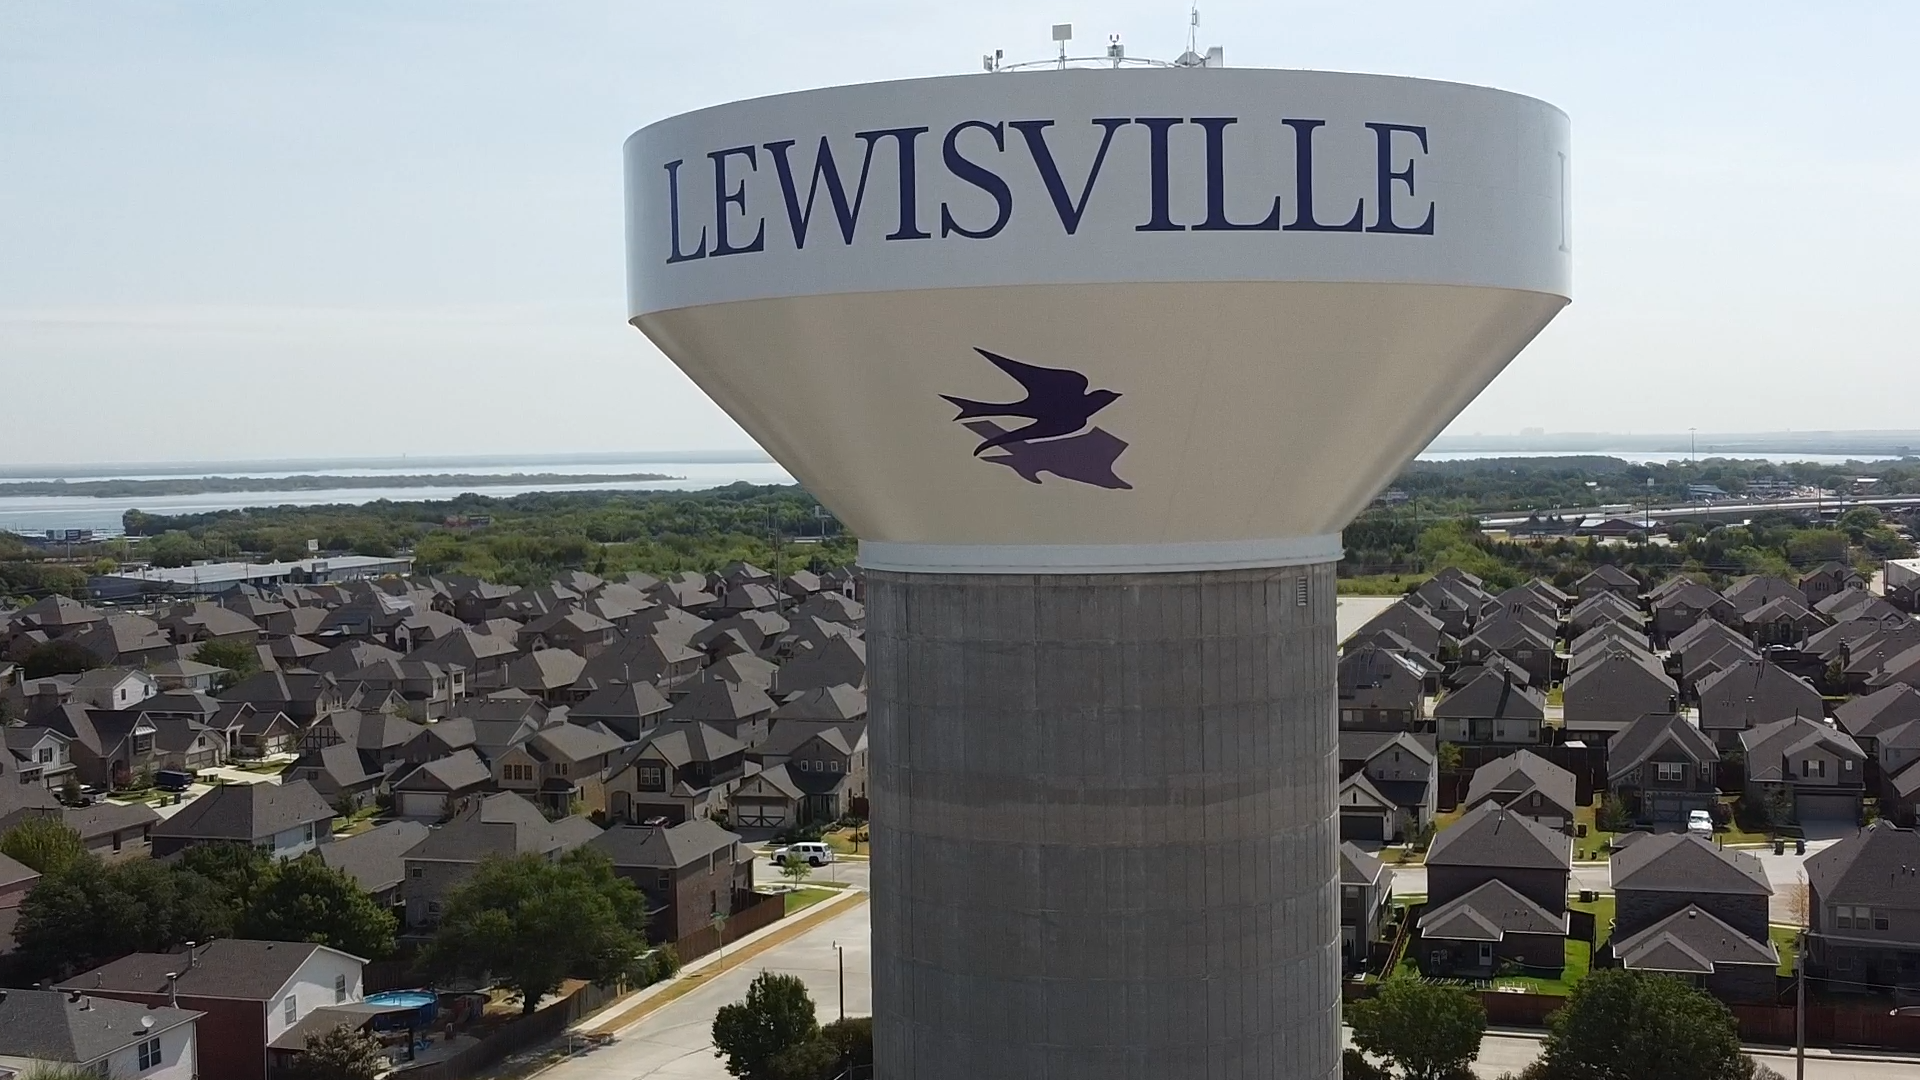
1687 809 1715 836
155 769 195 792
773 841 835 867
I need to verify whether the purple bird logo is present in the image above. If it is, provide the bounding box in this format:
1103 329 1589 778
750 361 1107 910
941 348 1131 490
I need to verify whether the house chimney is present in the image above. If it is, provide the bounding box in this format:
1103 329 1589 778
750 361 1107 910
94 973 103 988
166 973 179 1008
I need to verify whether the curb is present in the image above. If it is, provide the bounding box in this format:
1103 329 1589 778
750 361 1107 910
1485 1027 1920 1066
575 888 870 1038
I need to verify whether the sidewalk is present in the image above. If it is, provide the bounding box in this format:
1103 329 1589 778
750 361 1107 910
572 887 870 1038
1484 1026 1920 1066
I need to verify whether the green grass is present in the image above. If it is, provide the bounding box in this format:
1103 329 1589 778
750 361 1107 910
784 887 838 915
1337 573 1431 596
1770 926 1800 977
1546 687 1564 707
332 804 384 836
1497 939 1593 996
1715 797 1773 845
1570 895 1617 950
1572 803 1621 858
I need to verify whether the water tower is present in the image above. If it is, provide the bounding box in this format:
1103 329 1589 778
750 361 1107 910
625 40 1569 1079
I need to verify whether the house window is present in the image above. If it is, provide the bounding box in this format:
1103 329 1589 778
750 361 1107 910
428 901 443 915
1656 763 1685 783
335 973 348 1003
37 747 52 764
1529 792 1541 807
303 823 315 844
830 760 841 773
138 1035 162 1070
1875 912 1890 931
284 994 298 1025
798 760 811 772
638 766 664 790
410 866 424 879
657 871 672 892
1844 760 1854 772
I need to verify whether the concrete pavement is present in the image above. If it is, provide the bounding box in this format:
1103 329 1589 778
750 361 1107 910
1467 1031 1920 1079
541 903 872 1080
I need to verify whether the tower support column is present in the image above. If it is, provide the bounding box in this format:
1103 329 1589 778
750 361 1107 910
868 560 1342 1080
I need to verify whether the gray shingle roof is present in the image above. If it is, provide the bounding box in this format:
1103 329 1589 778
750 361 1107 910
0 988 200 1064
1607 713 1717 780
772 684 867 722
1418 878 1567 941
1426 802 1571 871
392 748 492 793
152 779 334 842
586 818 741 870
1739 716 1864 781
1609 833 1771 896
1696 660 1825 732
1464 750 1577 814
1339 841 1388 888
63 939 360 1001
1612 905 1777 974
1562 650 1677 725
1805 821 1920 908
318 819 430 894
1432 669 1545 722
670 678 775 722
403 791 590 863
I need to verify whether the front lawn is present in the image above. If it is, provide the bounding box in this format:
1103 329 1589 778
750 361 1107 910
784 887 839 915
1770 925 1801 977
1572 803 1620 859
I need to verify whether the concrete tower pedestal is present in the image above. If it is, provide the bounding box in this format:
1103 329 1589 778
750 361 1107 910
868 562 1341 1080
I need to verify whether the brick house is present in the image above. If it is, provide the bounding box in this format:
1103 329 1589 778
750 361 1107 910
1336 731 1436 844
1739 715 1867 825
1435 669 1545 746
1805 822 1920 991
1340 842 1393 973
1695 659 1826 751
585 818 754 944
1417 804 1571 978
1561 648 1679 746
606 721 752 825
1605 833 1776 1002
1337 644 1430 732
1606 712 1719 826
149 780 336 859
1462 750 1577 832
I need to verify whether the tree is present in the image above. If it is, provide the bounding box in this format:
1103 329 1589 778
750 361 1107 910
239 854 397 959
1528 969 1749 1080
286 1021 388 1080
712 972 821 1080
177 840 274 910
21 639 104 680
778 856 813 890
1436 742 1464 773
13 856 233 980
190 638 261 690
422 849 647 1014
0 816 87 874
1347 976 1486 1080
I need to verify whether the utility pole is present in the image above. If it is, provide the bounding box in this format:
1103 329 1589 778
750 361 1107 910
1795 928 1806 1080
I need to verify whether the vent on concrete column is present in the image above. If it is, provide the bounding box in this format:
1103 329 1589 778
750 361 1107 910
1295 577 1309 607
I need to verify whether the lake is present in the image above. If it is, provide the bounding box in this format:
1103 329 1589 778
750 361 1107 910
0 448 1890 535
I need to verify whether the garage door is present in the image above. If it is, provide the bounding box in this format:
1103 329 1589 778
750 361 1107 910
1797 792 1858 823
1341 811 1385 842
735 802 788 829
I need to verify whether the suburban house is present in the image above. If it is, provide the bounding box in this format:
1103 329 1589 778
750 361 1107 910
1722 574 1799 618
1573 564 1640 601
569 681 674 741
5 724 76 792
749 720 870 825
1350 602 1450 659
1649 581 1737 645
1744 595 1827 648
64 800 163 861
490 722 630 816
519 608 619 658
1337 645 1430 731
1606 712 1720 826
316 819 429 908
1461 750 1577 831
1434 669 1546 746
1606 833 1777 1002
0 852 38 911
339 659 466 719
1567 590 1644 637
585 817 755 944
62 939 366 1080
1805 822 1920 991
149 779 337 859
1739 716 1868 825
1457 618 1558 690
42 706 160 789
391 748 495 820
399 792 601 932
1417 804 1572 978
1561 649 1680 745
1695 659 1827 751
286 742 384 810
1799 563 1866 607
70 667 161 711
1336 731 1437 844
0 988 201 1080
146 715 228 773
219 670 344 726
1340 841 1393 973
1834 684 1920 780
606 722 753 825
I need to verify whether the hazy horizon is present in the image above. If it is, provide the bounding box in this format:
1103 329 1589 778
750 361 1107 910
4 2 1914 463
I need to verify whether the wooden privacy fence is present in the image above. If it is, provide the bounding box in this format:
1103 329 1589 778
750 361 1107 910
674 890 787 963
394 982 622 1080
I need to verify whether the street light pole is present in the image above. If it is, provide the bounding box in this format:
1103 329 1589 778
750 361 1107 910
1796 928 1807 1080
832 940 845 1020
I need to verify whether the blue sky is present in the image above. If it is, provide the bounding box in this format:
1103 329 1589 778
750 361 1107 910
2 1 1914 463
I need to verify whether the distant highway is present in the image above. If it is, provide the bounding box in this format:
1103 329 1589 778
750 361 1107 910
1481 494 1920 528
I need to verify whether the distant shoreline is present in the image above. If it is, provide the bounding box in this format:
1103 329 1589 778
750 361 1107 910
0 472 681 498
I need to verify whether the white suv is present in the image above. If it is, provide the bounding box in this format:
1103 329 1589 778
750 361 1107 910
773 841 835 866
1686 809 1715 836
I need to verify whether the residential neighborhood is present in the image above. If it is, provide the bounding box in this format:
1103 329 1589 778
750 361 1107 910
0 563 868 1076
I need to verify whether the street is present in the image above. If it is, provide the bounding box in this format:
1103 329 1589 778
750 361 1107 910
544 902 872 1080
544 895 1917 1080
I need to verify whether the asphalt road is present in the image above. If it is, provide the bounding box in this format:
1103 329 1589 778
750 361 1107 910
752 852 870 892
546 899 1912 1080
542 902 872 1080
